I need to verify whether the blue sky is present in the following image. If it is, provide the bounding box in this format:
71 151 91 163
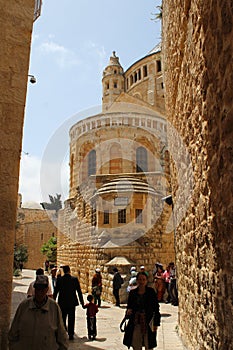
19 0 162 205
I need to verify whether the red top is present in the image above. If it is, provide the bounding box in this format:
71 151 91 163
84 302 98 317
163 270 170 283
92 273 102 287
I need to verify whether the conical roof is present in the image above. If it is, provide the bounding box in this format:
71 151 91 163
147 42 161 55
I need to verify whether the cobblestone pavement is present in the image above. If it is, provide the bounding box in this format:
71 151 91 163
11 270 187 349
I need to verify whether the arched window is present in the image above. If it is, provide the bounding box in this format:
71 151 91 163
136 147 148 172
88 150 96 176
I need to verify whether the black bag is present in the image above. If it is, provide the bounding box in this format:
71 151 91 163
120 315 129 332
120 314 134 348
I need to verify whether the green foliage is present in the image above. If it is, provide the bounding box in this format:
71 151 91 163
40 193 62 214
14 244 28 270
41 237 57 263
13 269 21 277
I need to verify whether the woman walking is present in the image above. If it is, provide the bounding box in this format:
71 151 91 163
125 272 160 349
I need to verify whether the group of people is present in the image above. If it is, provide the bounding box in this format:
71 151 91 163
91 267 162 350
8 262 177 349
127 265 149 292
91 267 124 307
153 262 178 305
8 264 125 349
8 265 98 349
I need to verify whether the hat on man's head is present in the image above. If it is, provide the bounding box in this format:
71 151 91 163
34 275 49 289
140 265 145 269
95 268 101 272
130 266 136 272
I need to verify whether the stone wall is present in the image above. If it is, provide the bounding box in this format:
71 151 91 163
162 1 233 349
16 208 58 269
57 199 174 303
0 1 34 348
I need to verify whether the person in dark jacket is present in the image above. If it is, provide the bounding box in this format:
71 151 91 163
53 265 84 340
125 272 160 349
112 267 123 306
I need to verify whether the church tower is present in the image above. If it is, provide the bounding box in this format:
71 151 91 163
102 51 125 112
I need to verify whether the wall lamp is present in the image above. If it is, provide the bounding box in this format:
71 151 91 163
28 74 36 84
162 195 173 207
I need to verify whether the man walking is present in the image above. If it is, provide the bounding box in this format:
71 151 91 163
8 275 68 350
53 265 84 340
27 268 53 298
112 267 123 307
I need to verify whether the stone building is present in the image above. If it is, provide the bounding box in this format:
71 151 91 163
0 1 41 348
15 195 57 269
1 1 231 349
162 1 233 349
57 46 175 303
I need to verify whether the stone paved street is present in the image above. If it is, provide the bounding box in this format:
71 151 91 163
11 270 187 349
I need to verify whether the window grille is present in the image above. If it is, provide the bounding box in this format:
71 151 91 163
118 209 126 224
103 211 109 224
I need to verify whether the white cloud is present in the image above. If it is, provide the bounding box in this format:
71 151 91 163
38 40 81 68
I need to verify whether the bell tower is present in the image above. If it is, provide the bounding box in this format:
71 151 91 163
102 51 125 112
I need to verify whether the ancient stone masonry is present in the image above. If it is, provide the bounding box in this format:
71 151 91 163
0 1 35 348
58 47 175 302
162 0 233 349
15 206 58 269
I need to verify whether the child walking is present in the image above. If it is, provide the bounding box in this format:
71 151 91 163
83 294 99 340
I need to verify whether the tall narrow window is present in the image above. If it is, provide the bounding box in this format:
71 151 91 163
143 65 148 77
130 75 133 85
88 150 96 176
103 210 109 224
135 209 143 223
118 209 126 223
138 69 141 80
70 154 74 188
91 202 96 227
83 201 86 217
136 147 148 172
157 60 162 72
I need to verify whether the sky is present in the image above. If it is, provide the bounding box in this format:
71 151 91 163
19 0 162 206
